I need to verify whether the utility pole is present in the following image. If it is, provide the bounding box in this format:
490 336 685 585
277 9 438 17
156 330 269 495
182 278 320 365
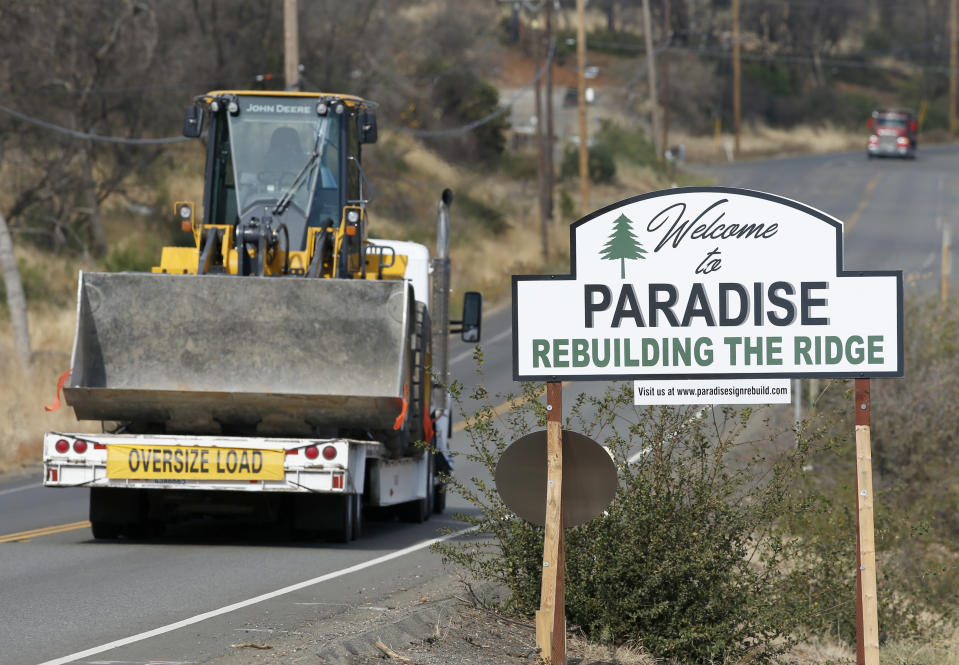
284 0 300 90
662 0 671 158
576 0 589 210
545 0 555 223
951 0 957 136
732 0 741 155
535 17 548 261
642 0 661 160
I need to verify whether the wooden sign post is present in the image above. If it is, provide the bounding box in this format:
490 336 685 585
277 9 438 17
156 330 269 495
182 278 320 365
536 381 566 665
854 378 880 665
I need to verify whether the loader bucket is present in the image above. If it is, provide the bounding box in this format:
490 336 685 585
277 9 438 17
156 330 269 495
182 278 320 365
63 272 411 437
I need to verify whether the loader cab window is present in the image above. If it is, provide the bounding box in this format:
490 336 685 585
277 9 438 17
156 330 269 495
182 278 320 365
222 96 342 249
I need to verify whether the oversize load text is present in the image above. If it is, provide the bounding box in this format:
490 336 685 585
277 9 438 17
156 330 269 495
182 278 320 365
531 335 885 369
106 445 285 480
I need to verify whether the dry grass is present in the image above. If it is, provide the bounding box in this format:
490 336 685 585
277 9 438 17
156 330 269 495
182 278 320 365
675 122 864 165
0 309 100 473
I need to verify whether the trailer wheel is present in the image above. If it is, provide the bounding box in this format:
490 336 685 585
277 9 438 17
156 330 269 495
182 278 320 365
329 494 355 544
91 520 120 540
351 493 363 541
399 454 433 523
433 481 447 515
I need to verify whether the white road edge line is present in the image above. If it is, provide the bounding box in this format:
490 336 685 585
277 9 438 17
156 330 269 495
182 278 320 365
450 327 511 365
36 525 479 665
0 482 40 496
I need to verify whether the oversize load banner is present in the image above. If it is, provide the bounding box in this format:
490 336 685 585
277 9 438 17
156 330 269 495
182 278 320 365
106 444 285 480
513 188 903 380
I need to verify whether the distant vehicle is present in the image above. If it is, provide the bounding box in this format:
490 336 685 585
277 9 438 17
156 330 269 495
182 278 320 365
866 108 917 159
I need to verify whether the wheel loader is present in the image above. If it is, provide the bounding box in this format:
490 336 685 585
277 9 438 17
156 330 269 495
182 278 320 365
42 91 482 541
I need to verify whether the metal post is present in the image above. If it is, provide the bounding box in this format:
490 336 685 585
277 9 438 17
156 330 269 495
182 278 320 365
431 191 452 414
854 379 880 665
536 381 566 665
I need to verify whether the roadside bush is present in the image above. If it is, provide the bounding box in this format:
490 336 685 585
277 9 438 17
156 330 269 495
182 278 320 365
560 143 616 185
594 120 662 171
104 245 156 273
436 363 818 663
794 296 959 641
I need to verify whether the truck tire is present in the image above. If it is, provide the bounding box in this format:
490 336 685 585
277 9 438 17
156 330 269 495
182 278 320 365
329 494 355 544
351 493 363 541
91 520 120 540
399 453 433 523
90 487 153 539
433 481 446 515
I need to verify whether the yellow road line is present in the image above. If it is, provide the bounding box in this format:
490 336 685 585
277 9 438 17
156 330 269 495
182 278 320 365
452 381 572 433
845 172 882 233
0 520 90 543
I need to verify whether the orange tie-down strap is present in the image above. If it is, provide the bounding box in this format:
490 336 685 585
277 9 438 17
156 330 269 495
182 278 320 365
45 368 72 412
423 412 435 444
392 382 409 431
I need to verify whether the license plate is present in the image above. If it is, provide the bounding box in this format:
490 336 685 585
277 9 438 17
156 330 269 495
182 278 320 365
106 445 285 481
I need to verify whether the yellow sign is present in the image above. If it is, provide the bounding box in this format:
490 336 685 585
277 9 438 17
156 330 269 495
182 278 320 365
106 445 285 481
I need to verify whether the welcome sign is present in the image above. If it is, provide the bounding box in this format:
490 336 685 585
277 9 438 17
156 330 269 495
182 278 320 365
512 187 903 381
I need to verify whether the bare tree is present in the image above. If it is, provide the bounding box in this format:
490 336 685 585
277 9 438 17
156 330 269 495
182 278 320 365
0 207 31 370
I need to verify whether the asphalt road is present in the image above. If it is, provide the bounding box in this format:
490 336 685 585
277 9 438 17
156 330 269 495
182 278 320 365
2 143 958 665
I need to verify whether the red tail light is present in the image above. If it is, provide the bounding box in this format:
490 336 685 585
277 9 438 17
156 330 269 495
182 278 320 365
73 440 88 454
55 439 69 454
322 445 337 460
304 445 319 460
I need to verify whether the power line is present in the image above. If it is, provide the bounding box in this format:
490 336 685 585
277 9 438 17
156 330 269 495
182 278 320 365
0 103 190 145
667 45 953 74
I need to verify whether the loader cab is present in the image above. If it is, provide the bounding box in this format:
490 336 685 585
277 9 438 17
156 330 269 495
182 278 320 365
199 92 372 252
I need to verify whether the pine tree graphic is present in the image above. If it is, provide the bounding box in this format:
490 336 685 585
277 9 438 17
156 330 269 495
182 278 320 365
600 213 647 278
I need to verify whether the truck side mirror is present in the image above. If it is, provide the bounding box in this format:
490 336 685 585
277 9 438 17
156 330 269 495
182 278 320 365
358 111 378 144
460 291 482 343
182 106 204 138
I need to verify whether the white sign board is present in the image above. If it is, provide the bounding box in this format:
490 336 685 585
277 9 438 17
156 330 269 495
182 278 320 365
513 188 902 381
633 378 791 405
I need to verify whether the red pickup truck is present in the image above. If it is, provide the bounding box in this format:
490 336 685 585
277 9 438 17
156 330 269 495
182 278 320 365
866 109 917 159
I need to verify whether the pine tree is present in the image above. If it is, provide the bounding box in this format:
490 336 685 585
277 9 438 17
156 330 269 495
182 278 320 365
600 213 647 278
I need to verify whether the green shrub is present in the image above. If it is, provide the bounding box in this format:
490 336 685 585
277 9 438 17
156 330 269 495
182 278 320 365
103 245 156 273
560 143 616 184
456 192 510 235
594 121 664 172
795 296 959 641
437 371 816 663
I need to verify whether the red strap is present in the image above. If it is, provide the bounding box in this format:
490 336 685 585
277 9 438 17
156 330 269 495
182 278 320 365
423 412 435 443
44 368 72 412
392 382 409 431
